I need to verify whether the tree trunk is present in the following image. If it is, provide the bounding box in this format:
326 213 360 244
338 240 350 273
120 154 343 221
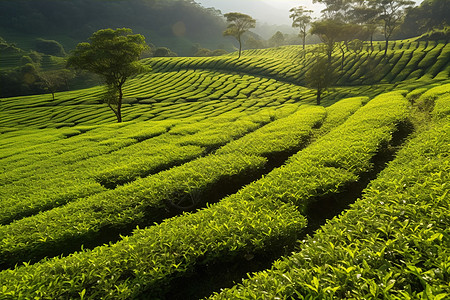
238 35 242 59
370 34 374 53
384 38 389 56
116 85 123 123
316 89 321 105
340 43 345 71
302 32 306 50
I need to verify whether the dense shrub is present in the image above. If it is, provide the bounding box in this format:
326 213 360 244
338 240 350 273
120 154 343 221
35 38 65 56
153 47 177 57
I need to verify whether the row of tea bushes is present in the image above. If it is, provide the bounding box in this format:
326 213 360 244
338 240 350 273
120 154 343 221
0 106 325 267
1 39 447 130
225 91 410 217
91 116 267 188
211 95 450 300
0 123 182 224
314 96 367 134
0 190 306 299
416 83 450 117
0 153 268 268
0 120 174 183
0 111 278 224
0 91 410 298
0 64 310 129
216 105 326 159
147 40 448 87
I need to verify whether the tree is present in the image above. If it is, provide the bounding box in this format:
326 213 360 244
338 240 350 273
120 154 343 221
305 53 337 105
268 31 286 47
350 1 380 52
67 28 148 123
313 0 353 20
400 0 449 38
223 12 256 59
310 19 345 64
289 6 313 50
336 23 364 70
35 38 66 57
39 69 72 100
368 0 415 56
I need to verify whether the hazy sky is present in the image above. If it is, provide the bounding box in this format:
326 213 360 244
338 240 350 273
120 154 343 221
196 0 423 25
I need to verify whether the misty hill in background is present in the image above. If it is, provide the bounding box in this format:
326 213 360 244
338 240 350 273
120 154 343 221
0 0 232 56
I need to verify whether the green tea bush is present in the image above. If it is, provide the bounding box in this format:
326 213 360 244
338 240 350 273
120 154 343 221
211 103 450 300
0 122 175 224
416 83 450 112
232 92 410 215
0 186 305 299
0 91 411 298
216 105 326 158
318 97 367 134
0 153 267 268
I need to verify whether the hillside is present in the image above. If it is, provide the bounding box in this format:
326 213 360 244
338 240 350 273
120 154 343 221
0 0 229 56
0 39 449 299
1 39 449 130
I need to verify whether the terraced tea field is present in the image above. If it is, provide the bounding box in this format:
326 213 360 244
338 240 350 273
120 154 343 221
0 39 449 299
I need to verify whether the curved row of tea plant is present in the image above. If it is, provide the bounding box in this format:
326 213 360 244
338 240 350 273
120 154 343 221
0 111 279 225
0 92 410 298
211 92 450 300
0 153 268 269
0 67 312 130
2 39 448 130
146 40 449 86
0 105 326 268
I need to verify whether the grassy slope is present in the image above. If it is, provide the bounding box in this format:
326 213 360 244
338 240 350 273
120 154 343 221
0 39 449 299
1 39 448 131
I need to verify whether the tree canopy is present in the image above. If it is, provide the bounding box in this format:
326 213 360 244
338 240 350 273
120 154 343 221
67 28 149 123
305 53 337 105
290 6 313 50
223 12 256 59
369 0 415 55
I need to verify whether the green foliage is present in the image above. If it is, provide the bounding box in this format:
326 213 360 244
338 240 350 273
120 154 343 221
402 0 449 38
290 6 313 50
0 0 228 56
0 34 448 300
2 39 448 128
153 47 177 57
67 28 149 122
217 105 326 157
306 54 338 105
417 27 450 41
0 153 267 268
211 97 450 300
0 91 412 298
223 12 256 58
34 38 65 57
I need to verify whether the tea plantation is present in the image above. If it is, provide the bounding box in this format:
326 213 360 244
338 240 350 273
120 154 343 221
0 38 449 299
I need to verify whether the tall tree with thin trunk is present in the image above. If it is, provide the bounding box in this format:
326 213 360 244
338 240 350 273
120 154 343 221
38 69 72 101
368 0 414 56
223 12 256 59
67 28 148 122
289 6 313 51
350 1 380 52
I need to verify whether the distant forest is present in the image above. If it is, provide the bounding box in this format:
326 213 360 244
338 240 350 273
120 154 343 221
0 0 229 55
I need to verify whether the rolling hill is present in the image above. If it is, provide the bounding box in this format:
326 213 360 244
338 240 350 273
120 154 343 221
0 37 449 299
